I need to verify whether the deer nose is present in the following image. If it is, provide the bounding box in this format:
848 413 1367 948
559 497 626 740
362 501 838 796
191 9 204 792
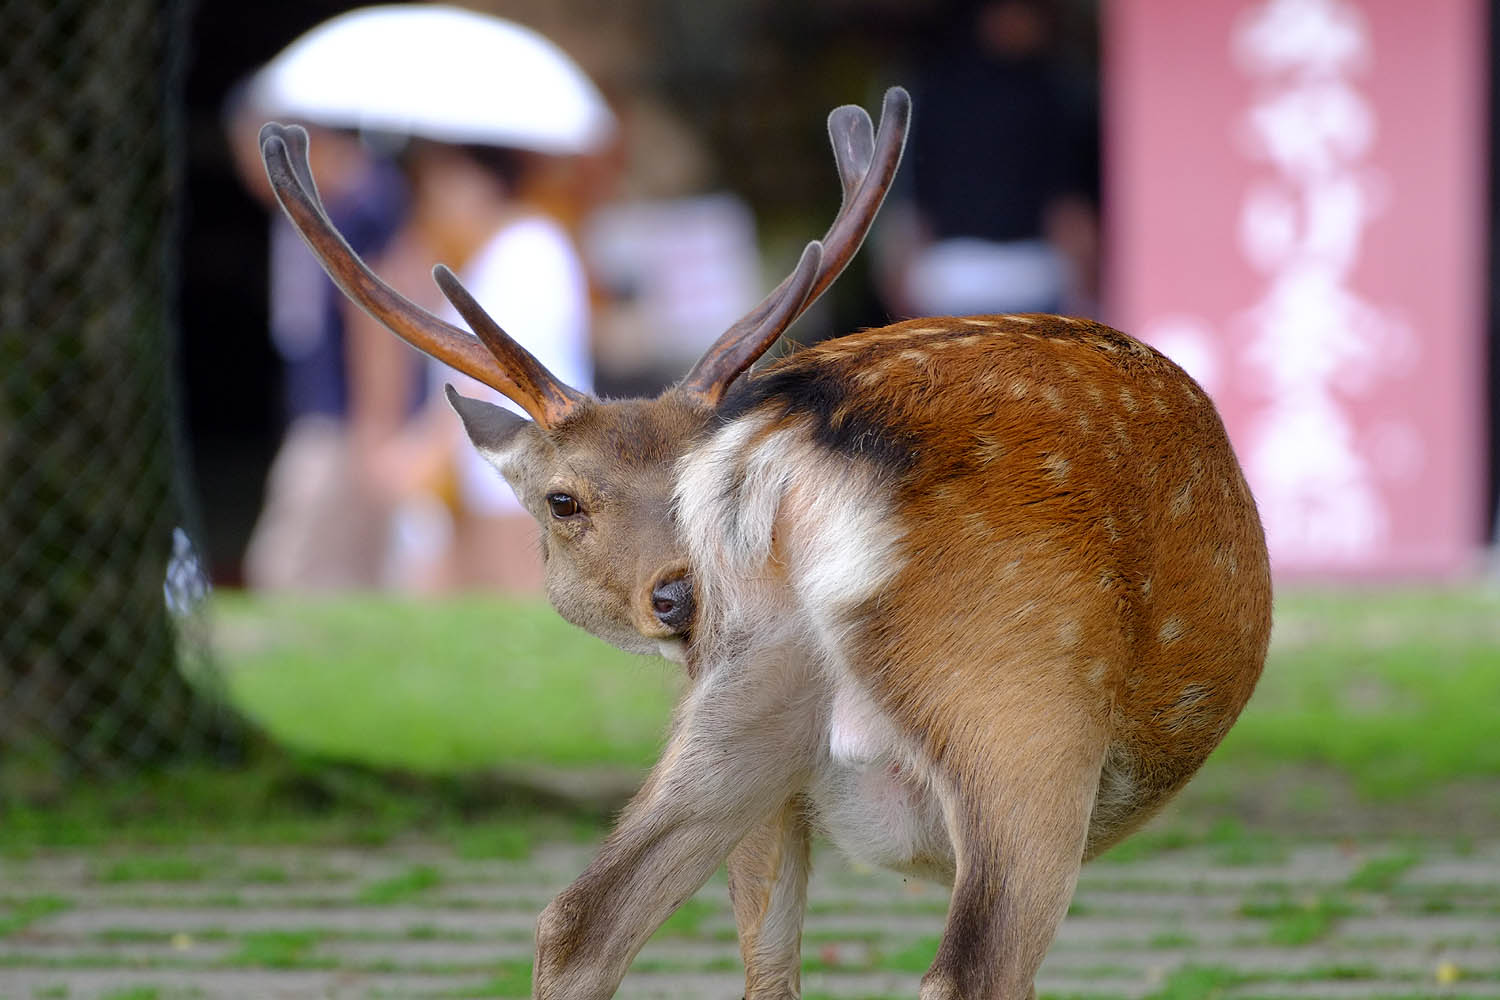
650 574 694 633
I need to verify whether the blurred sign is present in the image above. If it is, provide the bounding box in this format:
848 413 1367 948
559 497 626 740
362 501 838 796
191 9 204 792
1106 0 1488 577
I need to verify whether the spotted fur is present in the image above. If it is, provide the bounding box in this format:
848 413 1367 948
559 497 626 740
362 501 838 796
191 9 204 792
259 89 1277 999
458 313 1271 1000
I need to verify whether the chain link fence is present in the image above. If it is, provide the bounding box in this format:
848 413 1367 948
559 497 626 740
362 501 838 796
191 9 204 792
0 0 233 779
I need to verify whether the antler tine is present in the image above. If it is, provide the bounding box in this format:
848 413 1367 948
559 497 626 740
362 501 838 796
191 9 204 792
260 123 325 214
687 105 875 357
258 124 583 428
680 87 910 405
806 86 908 306
827 103 877 216
432 264 584 418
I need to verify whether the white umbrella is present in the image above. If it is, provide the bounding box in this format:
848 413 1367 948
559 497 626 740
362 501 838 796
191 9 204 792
248 4 615 155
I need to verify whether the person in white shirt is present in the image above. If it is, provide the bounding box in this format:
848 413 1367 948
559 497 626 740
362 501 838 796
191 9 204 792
356 142 599 593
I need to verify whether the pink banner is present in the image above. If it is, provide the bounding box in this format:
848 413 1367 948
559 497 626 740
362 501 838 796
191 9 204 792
1105 0 1488 577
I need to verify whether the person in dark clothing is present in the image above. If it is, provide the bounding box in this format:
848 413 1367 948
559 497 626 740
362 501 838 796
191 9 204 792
888 0 1099 317
225 106 417 589
267 156 411 424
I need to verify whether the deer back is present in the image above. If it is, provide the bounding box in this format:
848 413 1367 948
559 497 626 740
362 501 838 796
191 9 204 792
677 312 1271 852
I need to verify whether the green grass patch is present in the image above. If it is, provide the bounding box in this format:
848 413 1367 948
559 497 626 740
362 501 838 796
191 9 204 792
209 587 1500 802
216 593 680 772
237 863 291 884
227 930 331 969
6 586 1498 853
1239 893 1357 945
1347 851 1420 892
1143 964 1245 999
0 752 613 850
1096 818 1278 864
447 821 535 861
1291 964 1380 981
0 895 71 936
651 897 718 938
874 934 941 974
1092 827 1198 863
435 959 532 997
358 864 444 904
95 856 210 883
1146 929 1197 948
1213 589 1500 800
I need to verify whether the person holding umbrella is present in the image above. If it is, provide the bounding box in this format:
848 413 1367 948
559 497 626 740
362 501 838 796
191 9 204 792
238 5 617 592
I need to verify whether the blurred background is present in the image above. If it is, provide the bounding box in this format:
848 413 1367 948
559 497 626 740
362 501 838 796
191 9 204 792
184 0 1498 587
2 1 1499 997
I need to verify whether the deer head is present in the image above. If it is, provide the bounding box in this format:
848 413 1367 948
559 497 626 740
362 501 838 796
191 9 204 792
258 88 909 658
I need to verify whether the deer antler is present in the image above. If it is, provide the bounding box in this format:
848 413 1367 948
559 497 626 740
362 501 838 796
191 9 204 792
258 123 584 428
679 86 911 406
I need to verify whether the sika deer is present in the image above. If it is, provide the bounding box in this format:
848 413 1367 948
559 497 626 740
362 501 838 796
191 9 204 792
260 87 1270 1000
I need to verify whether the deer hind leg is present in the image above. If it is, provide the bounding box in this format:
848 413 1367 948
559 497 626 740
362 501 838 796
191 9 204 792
530 651 821 1000
727 796 812 1000
917 719 1107 1000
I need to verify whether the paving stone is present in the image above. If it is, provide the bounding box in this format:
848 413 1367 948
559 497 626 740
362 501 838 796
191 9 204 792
1333 914 1500 944
1231 982 1500 998
1053 915 1251 946
41 905 540 938
0 937 239 964
3 838 1497 999
0 968 468 1000
1406 857 1500 887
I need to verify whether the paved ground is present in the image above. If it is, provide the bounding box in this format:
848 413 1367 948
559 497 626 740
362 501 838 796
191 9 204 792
2 837 1498 999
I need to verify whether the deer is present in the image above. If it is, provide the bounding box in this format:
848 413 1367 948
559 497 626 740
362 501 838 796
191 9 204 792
259 86 1270 1000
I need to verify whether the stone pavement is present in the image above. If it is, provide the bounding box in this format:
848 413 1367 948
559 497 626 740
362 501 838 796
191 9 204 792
1 838 1498 999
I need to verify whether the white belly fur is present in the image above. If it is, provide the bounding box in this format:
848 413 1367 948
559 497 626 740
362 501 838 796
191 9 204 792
809 678 955 883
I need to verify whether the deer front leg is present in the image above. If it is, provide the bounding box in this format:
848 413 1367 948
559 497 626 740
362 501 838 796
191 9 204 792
727 796 812 1000
532 658 821 1000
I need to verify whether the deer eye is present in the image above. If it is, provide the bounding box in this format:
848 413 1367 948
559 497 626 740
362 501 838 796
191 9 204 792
547 492 581 519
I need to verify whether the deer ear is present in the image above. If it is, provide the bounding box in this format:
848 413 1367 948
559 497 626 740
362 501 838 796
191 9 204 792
445 383 530 458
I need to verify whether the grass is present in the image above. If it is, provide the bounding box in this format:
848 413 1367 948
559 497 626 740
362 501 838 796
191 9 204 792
436 959 532 997
3 587 1497 856
1146 930 1197 948
1213 587 1500 799
215 592 680 772
650 897 718 938
357 864 444 904
205 586 1500 806
1238 893 1358 945
95 857 210 884
2 584 1481 851
227 930 329 969
1142 965 1244 999
0 896 71 936
874 935 943 973
1347 851 1420 892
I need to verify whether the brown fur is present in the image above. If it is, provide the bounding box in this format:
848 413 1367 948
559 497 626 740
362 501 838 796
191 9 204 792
510 315 1269 999
800 316 1270 852
258 88 1269 998
270 83 1266 1000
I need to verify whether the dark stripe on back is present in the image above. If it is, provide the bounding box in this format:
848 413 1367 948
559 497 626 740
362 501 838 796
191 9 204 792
719 362 918 476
